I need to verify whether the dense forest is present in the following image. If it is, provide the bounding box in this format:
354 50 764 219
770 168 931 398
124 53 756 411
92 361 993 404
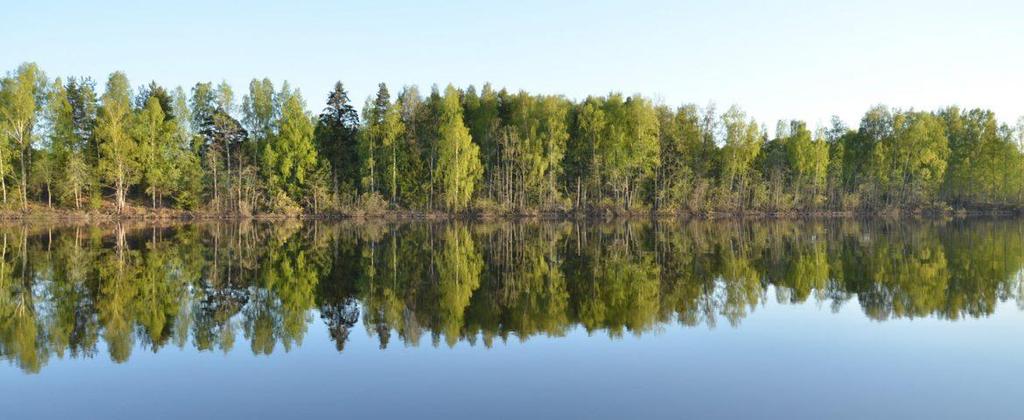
2 62 1024 217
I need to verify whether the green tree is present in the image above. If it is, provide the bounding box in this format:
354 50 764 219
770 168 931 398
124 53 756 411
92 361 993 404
262 92 318 207
314 82 360 198
718 106 762 210
65 77 99 165
462 85 500 203
0 63 47 209
434 85 483 211
359 84 386 195
394 86 430 208
612 95 659 209
532 95 571 208
566 97 606 208
45 78 82 207
940 107 1022 206
361 83 405 203
96 72 138 213
873 111 949 207
29 150 57 207
199 109 246 212
242 78 276 142
782 121 829 208
133 97 177 208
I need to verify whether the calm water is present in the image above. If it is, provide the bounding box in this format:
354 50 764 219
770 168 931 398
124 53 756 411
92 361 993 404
3 219 1024 419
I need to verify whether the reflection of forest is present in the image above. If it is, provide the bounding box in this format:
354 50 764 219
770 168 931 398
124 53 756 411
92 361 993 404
2 219 1024 373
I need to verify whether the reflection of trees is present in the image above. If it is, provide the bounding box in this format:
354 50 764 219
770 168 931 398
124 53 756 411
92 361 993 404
567 224 661 336
4 218 1024 373
244 222 325 354
45 228 101 360
316 225 361 352
0 231 45 372
467 223 570 346
431 225 483 346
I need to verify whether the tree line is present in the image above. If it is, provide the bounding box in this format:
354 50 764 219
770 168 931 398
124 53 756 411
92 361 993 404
3 62 1024 215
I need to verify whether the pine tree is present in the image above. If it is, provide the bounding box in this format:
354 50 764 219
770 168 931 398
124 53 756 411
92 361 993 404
315 82 360 197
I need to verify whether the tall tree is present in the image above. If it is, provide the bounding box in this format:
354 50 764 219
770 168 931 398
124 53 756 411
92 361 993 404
361 83 404 203
533 96 571 207
873 111 949 207
359 84 390 195
199 109 246 212
0 63 46 209
134 81 173 118
133 96 177 208
46 78 85 207
242 78 276 142
462 84 500 202
395 85 429 208
96 72 138 213
783 121 829 207
314 82 360 197
566 97 606 208
65 77 99 164
434 85 483 211
718 105 762 210
189 82 216 151
262 92 318 206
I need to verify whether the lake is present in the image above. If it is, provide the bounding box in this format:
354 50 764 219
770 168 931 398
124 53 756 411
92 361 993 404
2 219 1024 419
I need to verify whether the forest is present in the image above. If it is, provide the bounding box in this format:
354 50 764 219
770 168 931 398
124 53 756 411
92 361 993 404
3 62 1024 217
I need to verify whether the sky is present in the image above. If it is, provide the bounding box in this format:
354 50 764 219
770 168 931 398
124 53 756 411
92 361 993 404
3 0 1023 129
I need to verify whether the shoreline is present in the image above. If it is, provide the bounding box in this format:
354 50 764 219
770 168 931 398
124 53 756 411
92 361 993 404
0 206 1020 223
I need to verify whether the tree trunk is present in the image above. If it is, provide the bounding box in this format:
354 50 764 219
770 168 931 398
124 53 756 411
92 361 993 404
391 146 397 205
213 163 218 213
116 163 124 213
0 148 6 204
237 152 243 214
19 147 27 211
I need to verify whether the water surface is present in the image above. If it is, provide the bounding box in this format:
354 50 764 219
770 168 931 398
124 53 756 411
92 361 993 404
2 219 1024 419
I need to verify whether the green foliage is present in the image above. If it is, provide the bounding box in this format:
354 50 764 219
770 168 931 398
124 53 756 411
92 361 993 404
940 107 1024 206
133 97 176 208
0 63 47 209
359 83 406 203
434 85 483 211
718 106 763 210
261 93 318 202
314 82 361 198
872 111 949 207
241 78 276 142
0 62 1023 215
96 72 139 212
567 94 660 211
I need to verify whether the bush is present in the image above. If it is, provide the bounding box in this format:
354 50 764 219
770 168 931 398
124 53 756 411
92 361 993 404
269 191 303 215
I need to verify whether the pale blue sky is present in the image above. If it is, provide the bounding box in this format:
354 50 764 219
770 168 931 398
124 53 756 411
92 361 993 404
3 0 1022 128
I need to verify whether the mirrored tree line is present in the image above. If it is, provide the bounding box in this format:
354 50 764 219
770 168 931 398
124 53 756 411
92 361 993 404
3 219 1024 373
4 62 1024 215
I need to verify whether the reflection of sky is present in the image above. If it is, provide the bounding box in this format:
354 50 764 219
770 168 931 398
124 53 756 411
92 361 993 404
5 291 1023 419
